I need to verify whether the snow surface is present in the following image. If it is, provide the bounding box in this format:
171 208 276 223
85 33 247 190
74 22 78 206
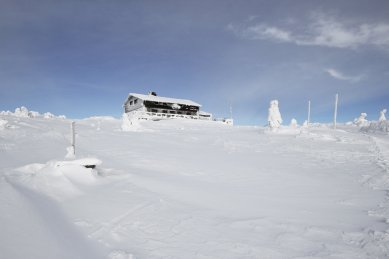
1 114 389 258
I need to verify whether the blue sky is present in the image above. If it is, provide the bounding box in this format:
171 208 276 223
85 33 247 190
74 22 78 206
0 0 388 125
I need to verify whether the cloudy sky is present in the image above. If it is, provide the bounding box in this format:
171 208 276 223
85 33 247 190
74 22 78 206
1 0 388 125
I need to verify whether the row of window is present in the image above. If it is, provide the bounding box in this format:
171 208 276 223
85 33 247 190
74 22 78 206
150 109 194 115
129 99 138 106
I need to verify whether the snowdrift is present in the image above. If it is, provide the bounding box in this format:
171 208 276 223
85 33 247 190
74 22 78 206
12 158 102 201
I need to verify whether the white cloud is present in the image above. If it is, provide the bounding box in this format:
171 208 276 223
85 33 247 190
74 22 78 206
325 68 363 82
229 13 389 50
244 24 292 42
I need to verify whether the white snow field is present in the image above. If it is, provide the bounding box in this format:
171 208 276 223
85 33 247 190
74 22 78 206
0 114 389 259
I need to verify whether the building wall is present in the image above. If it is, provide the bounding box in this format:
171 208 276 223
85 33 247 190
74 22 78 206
124 96 144 113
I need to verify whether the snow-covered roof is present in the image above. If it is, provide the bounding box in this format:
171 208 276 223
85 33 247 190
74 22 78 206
127 93 201 107
199 111 212 116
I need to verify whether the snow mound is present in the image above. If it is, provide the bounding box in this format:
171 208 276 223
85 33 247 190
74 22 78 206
13 158 102 200
121 113 142 132
361 121 389 134
0 119 8 130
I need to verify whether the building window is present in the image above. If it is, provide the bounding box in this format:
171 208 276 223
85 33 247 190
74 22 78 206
134 99 138 104
130 101 133 105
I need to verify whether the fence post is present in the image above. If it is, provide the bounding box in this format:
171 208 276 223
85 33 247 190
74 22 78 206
308 100 311 125
334 94 338 129
71 121 76 156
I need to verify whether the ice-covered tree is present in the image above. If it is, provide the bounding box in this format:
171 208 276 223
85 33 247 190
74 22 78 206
354 113 369 127
290 118 298 128
268 100 282 129
379 109 387 122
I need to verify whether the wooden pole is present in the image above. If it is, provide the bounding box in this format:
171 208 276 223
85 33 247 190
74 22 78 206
230 103 233 119
308 100 311 125
71 121 76 156
334 94 338 129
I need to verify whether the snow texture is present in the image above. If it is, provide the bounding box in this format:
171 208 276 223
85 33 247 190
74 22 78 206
121 113 142 132
1 113 389 259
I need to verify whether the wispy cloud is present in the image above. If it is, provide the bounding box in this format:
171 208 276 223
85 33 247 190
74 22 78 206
325 68 363 82
228 12 389 50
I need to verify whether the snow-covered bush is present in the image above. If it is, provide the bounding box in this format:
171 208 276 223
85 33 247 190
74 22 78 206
354 113 369 127
1 106 65 119
43 112 55 119
28 111 40 118
0 111 12 115
268 100 282 129
14 106 29 117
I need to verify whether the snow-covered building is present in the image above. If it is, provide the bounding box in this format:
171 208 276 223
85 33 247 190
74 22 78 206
123 92 211 120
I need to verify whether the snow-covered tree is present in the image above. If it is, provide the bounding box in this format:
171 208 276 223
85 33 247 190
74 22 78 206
14 106 29 117
379 109 387 122
354 113 369 127
268 100 282 129
28 111 40 118
290 118 298 128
